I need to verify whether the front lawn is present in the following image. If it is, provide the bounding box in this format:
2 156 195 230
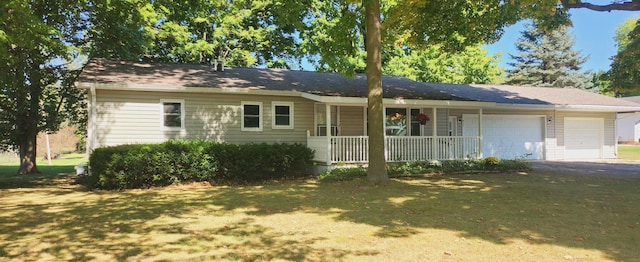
1 166 638 261
619 144 640 160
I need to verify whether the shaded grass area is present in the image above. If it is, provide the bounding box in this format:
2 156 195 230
0 154 85 189
0 168 639 261
619 145 640 160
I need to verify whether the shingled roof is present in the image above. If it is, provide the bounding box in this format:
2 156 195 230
77 59 640 110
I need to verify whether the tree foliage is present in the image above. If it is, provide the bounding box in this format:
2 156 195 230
136 0 301 67
0 0 88 174
561 0 640 11
384 45 503 84
0 0 305 174
284 0 573 183
4 0 637 178
607 16 640 95
506 23 594 90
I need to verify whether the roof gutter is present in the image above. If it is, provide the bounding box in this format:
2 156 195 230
75 82 302 97
78 81 497 108
495 103 640 112
301 92 496 108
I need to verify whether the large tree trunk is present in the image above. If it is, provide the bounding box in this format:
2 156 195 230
18 131 40 175
364 0 388 184
16 59 43 175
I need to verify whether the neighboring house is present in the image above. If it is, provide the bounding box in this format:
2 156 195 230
76 59 640 165
617 96 640 143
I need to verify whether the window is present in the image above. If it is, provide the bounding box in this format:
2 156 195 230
272 102 294 129
315 104 339 136
161 99 184 129
242 101 262 131
386 108 407 136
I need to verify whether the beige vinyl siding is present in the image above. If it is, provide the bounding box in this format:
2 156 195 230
95 90 166 147
94 90 315 148
418 108 449 136
436 109 449 136
339 106 365 136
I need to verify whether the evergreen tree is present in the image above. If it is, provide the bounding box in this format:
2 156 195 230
507 23 594 90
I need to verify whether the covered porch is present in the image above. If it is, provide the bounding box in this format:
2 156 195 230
308 134 481 164
303 97 493 165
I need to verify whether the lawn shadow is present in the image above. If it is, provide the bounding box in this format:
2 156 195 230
0 165 78 190
195 172 640 261
1 171 638 261
0 180 369 261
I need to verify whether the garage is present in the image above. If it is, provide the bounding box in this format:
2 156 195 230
463 115 545 160
564 117 603 159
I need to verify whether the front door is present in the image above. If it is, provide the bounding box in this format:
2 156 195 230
448 116 458 136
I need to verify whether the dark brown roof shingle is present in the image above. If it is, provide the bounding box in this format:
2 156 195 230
78 59 640 109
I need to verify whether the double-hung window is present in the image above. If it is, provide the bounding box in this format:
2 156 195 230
161 99 185 130
272 102 294 129
242 101 263 131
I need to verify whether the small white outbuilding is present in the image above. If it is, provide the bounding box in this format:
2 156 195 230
617 96 640 143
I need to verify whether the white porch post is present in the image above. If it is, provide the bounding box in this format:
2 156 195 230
432 107 437 159
325 103 332 165
478 108 483 159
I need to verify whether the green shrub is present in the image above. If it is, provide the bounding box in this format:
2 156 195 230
319 158 533 182
318 167 367 182
494 159 532 171
483 156 500 166
83 141 314 190
387 161 438 176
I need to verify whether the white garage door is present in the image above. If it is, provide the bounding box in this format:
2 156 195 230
564 118 603 159
463 115 545 160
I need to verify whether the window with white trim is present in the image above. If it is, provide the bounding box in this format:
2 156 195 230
161 99 185 130
272 102 294 129
242 101 262 131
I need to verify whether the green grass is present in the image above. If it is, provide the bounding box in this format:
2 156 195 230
619 145 640 160
0 153 86 189
1 165 639 261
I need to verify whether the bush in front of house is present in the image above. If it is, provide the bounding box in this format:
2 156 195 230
319 158 532 182
318 166 367 182
83 140 314 189
209 142 314 182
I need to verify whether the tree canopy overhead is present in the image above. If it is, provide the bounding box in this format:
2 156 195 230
3 0 640 178
561 0 640 11
384 44 503 84
1 0 91 174
607 16 640 95
138 0 302 67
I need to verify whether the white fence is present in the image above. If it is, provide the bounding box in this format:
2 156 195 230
307 134 480 164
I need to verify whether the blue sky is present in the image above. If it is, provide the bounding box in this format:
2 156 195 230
485 8 639 72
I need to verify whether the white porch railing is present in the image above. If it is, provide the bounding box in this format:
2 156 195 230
307 132 480 164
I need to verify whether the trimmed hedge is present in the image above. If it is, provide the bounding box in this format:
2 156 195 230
82 140 314 189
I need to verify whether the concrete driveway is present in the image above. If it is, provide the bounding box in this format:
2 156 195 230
531 160 640 179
